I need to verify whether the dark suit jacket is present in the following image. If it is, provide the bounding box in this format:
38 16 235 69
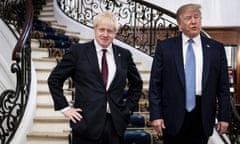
48 41 143 139
149 34 230 137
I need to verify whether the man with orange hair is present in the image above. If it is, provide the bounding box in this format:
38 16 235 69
149 3 230 144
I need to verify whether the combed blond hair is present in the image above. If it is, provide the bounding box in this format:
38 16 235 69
176 3 201 23
93 11 119 32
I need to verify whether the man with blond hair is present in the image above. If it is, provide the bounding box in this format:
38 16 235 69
48 11 143 144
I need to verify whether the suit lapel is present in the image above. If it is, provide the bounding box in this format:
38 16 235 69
174 36 185 88
201 36 210 90
112 44 120 71
108 44 121 89
86 41 104 84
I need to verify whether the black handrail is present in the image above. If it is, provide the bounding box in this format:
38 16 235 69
12 0 33 62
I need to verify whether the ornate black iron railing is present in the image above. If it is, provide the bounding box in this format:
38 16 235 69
56 0 179 56
0 0 33 143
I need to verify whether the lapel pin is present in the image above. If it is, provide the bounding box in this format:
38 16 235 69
206 44 210 48
118 53 121 56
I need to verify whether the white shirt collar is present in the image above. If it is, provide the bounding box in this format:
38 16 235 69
182 33 201 45
94 39 113 54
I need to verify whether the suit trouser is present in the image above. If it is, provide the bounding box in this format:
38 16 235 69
163 96 209 144
72 113 124 144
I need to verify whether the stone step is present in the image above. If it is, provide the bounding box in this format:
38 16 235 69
32 48 49 58
32 116 70 132
35 104 62 117
37 90 72 105
42 6 53 11
32 57 57 69
40 10 54 17
39 89 72 96
38 16 57 23
40 1 53 13
139 70 150 80
35 103 67 117
37 80 71 91
35 91 73 117
27 131 68 144
35 68 52 80
38 14 55 19
45 1 53 6
142 82 150 90
31 39 41 48
37 92 55 105
48 22 67 29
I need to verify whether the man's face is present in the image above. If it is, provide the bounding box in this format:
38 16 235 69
94 22 116 48
178 9 202 38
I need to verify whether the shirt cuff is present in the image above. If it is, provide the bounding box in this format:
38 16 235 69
60 106 71 113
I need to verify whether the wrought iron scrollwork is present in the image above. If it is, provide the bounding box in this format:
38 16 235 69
0 89 16 142
0 61 27 144
0 45 31 144
1 0 25 34
57 0 179 56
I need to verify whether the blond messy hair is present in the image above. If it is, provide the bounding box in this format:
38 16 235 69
93 11 119 32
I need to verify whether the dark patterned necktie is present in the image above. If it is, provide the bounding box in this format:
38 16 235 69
101 49 108 87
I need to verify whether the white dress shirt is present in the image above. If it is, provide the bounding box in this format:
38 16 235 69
94 40 116 90
182 34 203 95
94 40 116 113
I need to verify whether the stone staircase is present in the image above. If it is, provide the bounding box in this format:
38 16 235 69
28 48 70 144
26 0 158 144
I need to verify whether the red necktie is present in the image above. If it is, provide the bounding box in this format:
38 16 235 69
101 49 108 87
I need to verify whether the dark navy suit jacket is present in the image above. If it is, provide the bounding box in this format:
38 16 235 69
48 40 143 139
149 34 230 137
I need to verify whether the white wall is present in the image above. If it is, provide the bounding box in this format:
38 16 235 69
0 19 17 92
149 0 240 27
